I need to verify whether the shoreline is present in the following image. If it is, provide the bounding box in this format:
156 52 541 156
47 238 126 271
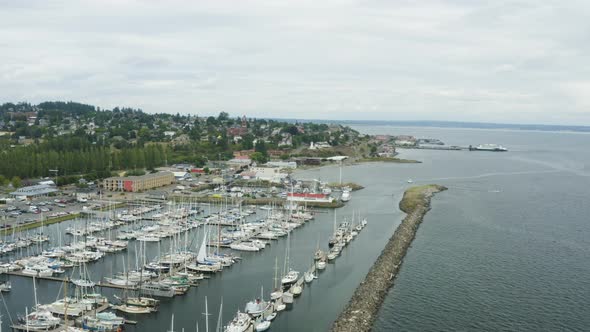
330 184 447 332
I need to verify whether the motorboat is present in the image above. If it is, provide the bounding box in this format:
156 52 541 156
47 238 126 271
140 281 176 298
304 271 314 283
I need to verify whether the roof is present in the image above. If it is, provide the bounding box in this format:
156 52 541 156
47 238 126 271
287 193 327 198
105 171 174 182
326 156 348 161
11 184 58 197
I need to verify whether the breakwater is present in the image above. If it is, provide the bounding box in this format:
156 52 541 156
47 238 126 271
331 184 447 332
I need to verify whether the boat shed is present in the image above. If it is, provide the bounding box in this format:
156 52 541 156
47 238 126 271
10 184 58 198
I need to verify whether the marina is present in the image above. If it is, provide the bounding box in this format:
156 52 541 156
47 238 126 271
0 171 376 331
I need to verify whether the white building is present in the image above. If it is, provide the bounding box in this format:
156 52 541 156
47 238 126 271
250 166 287 183
172 171 190 180
266 161 297 169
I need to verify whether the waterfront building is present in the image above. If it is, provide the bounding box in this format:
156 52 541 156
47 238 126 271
10 184 58 199
102 172 174 192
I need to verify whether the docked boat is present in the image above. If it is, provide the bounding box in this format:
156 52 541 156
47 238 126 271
72 278 96 288
316 260 326 270
244 297 271 317
255 319 271 332
17 307 61 330
280 269 299 285
82 312 125 331
225 311 252 332
104 277 137 287
291 284 303 297
230 242 260 252
113 303 153 314
114 295 159 309
340 188 351 202
0 281 11 292
304 271 314 283
140 281 176 298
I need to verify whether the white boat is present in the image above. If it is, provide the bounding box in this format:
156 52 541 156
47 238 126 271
281 269 299 285
265 312 277 321
327 251 338 261
281 291 294 304
72 278 96 288
316 260 326 270
225 311 252 332
0 281 11 292
471 143 508 152
340 189 351 202
18 307 61 330
255 320 271 331
230 242 260 252
245 298 271 317
275 303 286 311
113 304 153 314
291 284 302 297
407 179 413 183
304 271 314 283
137 235 161 242
104 277 137 287
140 282 176 298
22 266 53 277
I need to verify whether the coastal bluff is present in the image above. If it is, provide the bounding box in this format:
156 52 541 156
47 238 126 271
331 184 447 332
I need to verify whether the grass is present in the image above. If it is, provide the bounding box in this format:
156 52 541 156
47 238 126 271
399 184 447 213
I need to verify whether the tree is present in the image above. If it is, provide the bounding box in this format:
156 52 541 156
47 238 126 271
11 176 22 188
250 152 267 164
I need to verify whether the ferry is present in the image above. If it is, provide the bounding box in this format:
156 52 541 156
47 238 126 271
469 144 508 152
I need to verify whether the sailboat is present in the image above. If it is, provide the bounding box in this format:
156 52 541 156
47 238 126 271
72 261 95 288
18 277 61 330
280 220 299 286
269 257 283 300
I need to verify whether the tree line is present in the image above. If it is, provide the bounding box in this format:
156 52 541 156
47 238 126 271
0 144 167 180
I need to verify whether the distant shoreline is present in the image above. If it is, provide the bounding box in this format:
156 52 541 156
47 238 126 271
267 118 590 133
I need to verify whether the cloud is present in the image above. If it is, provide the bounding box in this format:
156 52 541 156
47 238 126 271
0 0 588 125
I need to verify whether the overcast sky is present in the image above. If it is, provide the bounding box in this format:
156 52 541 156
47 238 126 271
1 0 589 125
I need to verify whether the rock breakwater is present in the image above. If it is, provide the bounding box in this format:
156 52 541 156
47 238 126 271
331 184 447 332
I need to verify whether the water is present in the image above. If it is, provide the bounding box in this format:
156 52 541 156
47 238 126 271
2 125 590 331
358 126 590 332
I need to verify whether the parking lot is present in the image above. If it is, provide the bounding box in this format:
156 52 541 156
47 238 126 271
0 193 105 229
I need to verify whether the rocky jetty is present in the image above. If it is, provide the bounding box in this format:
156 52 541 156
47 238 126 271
331 184 447 332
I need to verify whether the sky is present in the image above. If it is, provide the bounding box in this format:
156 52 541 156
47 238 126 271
0 0 589 125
